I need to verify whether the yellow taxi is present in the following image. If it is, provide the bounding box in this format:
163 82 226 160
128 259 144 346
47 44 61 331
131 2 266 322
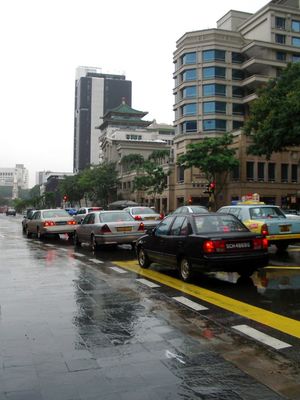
217 199 300 251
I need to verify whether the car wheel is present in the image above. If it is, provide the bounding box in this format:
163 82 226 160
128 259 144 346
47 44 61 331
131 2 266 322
22 224 26 233
276 242 289 252
74 233 81 248
179 257 193 282
91 235 98 252
137 246 150 268
26 227 32 238
37 228 44 240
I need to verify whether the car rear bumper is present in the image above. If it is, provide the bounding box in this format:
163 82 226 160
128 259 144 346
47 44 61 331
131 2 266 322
42 226 76 235
95 232 144 245
191 252 269 272
267 233 300 243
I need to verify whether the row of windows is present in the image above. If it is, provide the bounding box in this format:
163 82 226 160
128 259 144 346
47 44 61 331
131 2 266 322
234 162 299 183
275 16 300 32
181 85 244 99
181 102 244 116
276 52 300 62
180 119 244 133
181 68 244 82
126 134 142 140
180 50 244 65
0 172 13 176
275 33 300 46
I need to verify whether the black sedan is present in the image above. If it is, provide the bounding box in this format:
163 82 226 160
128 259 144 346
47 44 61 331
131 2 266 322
136 213 269 282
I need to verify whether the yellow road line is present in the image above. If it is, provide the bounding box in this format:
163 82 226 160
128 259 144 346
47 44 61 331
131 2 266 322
266 265 300 270
114 260 300 339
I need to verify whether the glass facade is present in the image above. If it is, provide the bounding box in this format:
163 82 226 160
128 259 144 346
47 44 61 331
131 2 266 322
203 119 226 131
232 103 244 115
232 86 244 97
275 34 286 44
292 37 300 47
203 84 226 96
275 17 286 29
232 120 244 130
292 20 300 32
203 66 226 79
203 101 226 114
232 52 244 63
276 51 286 61
232 69 244 80
182 121 197 133
182 69 197 81
182 86 197 98
292 54 300 62
182 52 197 64
182 103 197 116
203 49 226 62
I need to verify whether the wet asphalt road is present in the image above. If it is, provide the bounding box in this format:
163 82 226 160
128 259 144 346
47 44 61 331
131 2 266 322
0 214 300 400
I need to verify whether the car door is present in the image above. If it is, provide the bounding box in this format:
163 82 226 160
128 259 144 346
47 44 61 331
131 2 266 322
28 211 41 233
163 216 188 267
78 214 93 243
146 216 174 264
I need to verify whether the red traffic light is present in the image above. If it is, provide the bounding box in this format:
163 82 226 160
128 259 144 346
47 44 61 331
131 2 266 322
209 182 216 190
63 195 68 201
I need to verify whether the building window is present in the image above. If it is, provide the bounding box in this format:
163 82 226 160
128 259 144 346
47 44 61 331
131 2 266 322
182 86 197 98
203 119 226 131
182 52 197 65
182 103 197 116
281 163 288 182
203 84 226 96
177 166 185 182
292 37 300 47
258 162 265 182
292 54 300 62
203 101 226 114
231 164 240 181
232 52 244 64
232 86 244 98
233 120 244 130
232 103 244 115
292 164 298 183
203 49 226 62
246 161 254 181
126 134 142 140
275 34 286 44
276 51 286 61
292 20 300 32
182 121 197 133
275 16 286 30
232 69 244 80
203 67 226 79
268 163 276 182
182 69 197 81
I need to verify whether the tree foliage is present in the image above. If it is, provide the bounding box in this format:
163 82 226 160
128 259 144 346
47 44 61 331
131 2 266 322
121 154 145 172
59 175 85 206
177 134 239 209
244 62 300 159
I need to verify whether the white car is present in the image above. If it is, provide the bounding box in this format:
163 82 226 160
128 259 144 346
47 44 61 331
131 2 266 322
123 207 163 229
26 209 77 239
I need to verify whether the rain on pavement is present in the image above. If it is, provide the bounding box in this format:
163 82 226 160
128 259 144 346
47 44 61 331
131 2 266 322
0 214 300 400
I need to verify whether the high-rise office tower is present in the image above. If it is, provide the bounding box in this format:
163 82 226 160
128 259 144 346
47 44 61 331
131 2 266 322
73 66 132 172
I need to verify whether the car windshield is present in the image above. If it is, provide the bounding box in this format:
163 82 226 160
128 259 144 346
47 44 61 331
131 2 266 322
131 207 156 215
249 207 285 219
42 210 70 218
100 212 134 222
194 215 248 234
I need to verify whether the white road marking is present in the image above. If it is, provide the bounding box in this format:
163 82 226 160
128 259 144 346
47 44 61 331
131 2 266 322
110 266 127 274
60 248 69 252
136 278 160 288
88 258 104 264
74 252 85 257
165 350 186 364
173 296 208 311
232 324 292 350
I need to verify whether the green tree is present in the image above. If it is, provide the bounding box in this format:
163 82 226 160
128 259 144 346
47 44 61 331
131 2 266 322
177 133 239 210
121 154 145 172
244 62 300 159
78 163 118 206
59 175 85 206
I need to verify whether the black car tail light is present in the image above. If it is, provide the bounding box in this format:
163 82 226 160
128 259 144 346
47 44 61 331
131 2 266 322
203 240 225 253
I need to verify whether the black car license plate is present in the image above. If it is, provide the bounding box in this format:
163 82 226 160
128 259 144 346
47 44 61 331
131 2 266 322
225 241 251 250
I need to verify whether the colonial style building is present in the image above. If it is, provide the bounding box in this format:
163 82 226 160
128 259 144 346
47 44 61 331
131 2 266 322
172 0 300 210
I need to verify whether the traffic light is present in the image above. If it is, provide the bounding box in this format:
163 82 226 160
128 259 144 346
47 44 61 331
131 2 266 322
63 195 68 202
209 182 216 193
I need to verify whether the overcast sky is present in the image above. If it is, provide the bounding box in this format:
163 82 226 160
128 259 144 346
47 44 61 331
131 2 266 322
0 0 269 187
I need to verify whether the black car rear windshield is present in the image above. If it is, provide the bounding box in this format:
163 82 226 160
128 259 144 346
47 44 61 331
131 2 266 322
194 215 248 234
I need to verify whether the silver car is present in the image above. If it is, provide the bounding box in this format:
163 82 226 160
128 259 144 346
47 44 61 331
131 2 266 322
172 205 209 215
123 206 163 229
73 206 103 224
26 209 77 239
74 210 145 251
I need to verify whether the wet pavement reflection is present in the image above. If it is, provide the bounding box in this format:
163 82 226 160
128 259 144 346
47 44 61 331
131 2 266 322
0 215 298 399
